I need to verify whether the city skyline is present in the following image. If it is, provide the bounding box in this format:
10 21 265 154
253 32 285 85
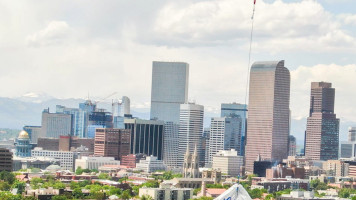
0 0 355 131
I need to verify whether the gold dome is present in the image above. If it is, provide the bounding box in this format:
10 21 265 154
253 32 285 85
18 130 29 139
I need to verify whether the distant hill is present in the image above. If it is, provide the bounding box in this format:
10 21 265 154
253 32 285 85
0 128 21 140
0 95 352 147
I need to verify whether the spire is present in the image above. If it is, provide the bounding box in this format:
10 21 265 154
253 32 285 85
185 144 190 157
193 143 198 156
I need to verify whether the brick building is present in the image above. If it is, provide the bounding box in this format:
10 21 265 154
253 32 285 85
94 128 130 160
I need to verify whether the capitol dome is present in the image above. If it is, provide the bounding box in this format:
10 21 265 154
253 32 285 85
18 130 29 139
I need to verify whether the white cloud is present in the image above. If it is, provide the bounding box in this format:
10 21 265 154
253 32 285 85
26 21 71 47
152 0 356 52
291 64 356 123
339 14 356 25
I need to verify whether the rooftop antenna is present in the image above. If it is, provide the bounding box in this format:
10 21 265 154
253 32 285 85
244 0 257 106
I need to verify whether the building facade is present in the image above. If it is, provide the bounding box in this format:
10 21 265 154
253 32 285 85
139 185 192 200
94 128 130 160
112 96 130 129
245 60 291 172
164 122 180 168
23 126 42 144
75 156 120 170
31 147 76 171
150 61 189 123
124 118 164 160
289 135 297 156
41 108 72 138
150 61 189 169
178 103 204 167
136 155 166 173
221 103 247 156
207 117 242 165
0 148 13 172
305 82 339 160
212 149 243 177
349 127 356 142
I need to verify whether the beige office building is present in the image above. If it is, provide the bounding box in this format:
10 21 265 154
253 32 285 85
245 60 290 172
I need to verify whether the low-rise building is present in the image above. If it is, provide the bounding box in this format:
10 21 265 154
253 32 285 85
121 154 146 168
31 147 77 171
323 160 349 177
13 156 60 171
266 164 305 179
139 183 193 200
212 149 243 177
75 156 120 170
136 155 166 173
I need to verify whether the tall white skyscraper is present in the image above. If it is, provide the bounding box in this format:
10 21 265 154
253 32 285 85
150 61 189 168
150 61 189 123
207 117 242 165
178 103 204 167
112 96 130 117
113 96 131 129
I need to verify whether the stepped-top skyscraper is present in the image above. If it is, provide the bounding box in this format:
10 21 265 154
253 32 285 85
150 61 189 123
305 82 339 160
245 60 290 172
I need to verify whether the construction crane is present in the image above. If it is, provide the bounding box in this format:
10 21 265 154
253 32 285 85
95 92 118 105
244 0 257 106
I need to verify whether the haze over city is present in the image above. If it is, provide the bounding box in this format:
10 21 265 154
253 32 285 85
0 1 356 199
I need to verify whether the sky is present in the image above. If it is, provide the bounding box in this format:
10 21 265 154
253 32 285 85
0 0 356 136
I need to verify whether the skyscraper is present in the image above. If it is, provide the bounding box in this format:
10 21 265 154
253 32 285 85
150 61 189 123
221 103 247 156
245 60 290 172
124 118 165 160
163 122 180 168
41 108 72 138
305 82 339 160
288 135 297 156
23 126 42 144
113 96 130 129
150 61 189 168
178 103 204 167
207 117 241 165
348 127 356 142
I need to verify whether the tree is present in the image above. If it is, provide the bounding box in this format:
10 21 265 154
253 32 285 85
120 189 132 200
140 195 153 200
90 191 105 200
12 181 26 194
78 180 90 188
53 181 66 189
108 187 122 196
75 166 83 175
194 197 214 200
310 179 328 190
0 181 11 191
30 177 44 189
72 188 84 199
141 180 159 188
98 173 111 180
248 188 263 199
0 171 15 184
0 191 22 200
52 195 68 200
193 188 201 195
